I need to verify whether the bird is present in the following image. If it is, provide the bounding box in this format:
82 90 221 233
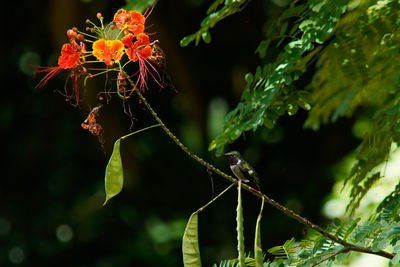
223 151 260 190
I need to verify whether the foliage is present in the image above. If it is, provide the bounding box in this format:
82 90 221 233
200 0 400 214
269 195 400 266
182 0 400 266
207 0 348 153
27 0 400 266
180 0 251 47
124 0 157 12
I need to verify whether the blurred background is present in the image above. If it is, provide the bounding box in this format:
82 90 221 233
3 0 361 266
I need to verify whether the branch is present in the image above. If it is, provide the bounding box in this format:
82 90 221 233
311 247 350 267
129 84 394 261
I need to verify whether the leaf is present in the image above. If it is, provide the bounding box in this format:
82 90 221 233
182 212 202 267
180 34 197 47
245 73 254 84
201 30 212 44
255 39 271 59
267 237 296 260
254 198 265 267
103 139 123 205
207 0 224 14
280 22 289 35
124 0 157 12
392 254 400 265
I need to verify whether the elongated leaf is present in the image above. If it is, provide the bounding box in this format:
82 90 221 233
254 197 265 267
237 181 245 267
183 212 202 267
103 139 123 205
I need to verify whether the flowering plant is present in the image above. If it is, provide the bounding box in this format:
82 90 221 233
35 8 164 145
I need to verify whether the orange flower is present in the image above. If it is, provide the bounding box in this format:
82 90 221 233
114 9 146 36
121 33 162 92
35 39 85 88
121 33 152 62
92 39 124 66
58 42 81 69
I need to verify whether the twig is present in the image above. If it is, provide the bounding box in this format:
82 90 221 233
311 247 349 267
127 78 394 261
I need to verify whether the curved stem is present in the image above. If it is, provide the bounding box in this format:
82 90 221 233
197 183 235 213
120 124 160 140
127 80 394 260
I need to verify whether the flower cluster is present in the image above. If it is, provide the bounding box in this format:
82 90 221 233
35 8 161 103
34 8 164 143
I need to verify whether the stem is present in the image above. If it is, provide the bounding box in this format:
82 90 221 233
311 247 349 267
120 124 161 140
133 88 237 184
197 183 235 213
126 79 394 261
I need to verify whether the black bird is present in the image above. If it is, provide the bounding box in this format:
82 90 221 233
223 151 260 190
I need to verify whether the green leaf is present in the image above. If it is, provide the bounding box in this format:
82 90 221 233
182 212 202 267
207 0 224 14
392 254 400 265
124 0 157 12
280 22 289 36
255 39 271 58
180 34 197 47
103 139 123 205
245 73 254 84
254 198 265 267
202 30 212 44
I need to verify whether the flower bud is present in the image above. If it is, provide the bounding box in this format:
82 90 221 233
77 34 84 41
96 12 103 19
67 29 77 39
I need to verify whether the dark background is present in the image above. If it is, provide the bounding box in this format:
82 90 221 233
3 0 358 266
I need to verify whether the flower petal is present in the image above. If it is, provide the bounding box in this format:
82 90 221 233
92 39 125 66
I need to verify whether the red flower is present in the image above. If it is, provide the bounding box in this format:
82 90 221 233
58 42 81 68
121 33 152 62
92 39 124 66
113 9 146 36
121 33 163 92
35 39 85 88
35 39 86 106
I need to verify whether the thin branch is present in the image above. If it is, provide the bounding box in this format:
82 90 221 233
311 247 350 267
120 124 160 140
127 78 394 261
197 183 235 213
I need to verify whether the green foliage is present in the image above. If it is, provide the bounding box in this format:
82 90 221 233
212 256 257 267
209 0 348 152
177 0 400 264
205 0 400 215
267 237 296 261
124 0 157 12
268 196 400 266
301 0 400 214
180 0 250 47
103 138 123 205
